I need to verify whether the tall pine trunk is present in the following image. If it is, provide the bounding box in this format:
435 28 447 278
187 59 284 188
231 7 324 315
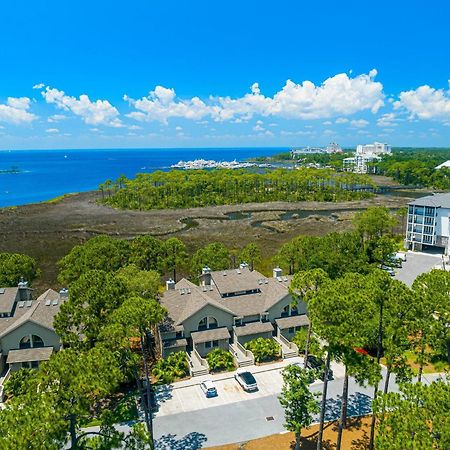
369 297 384 450
140 334 154 450
303 322 312 369
316 351 331 450
384 366 391 394
336 368 349 450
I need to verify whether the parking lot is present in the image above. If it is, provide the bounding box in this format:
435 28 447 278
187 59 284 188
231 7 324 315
155 357 345 417
394 250 444 286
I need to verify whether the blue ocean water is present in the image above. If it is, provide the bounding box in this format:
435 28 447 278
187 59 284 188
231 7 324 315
0 148 285 207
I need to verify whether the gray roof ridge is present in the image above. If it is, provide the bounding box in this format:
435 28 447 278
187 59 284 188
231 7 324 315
0 301 40 338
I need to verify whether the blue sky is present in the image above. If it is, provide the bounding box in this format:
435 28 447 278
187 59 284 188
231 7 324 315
0 0 449 149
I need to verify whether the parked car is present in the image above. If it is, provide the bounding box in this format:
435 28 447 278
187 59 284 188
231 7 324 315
395 252 407 262
200 380 218 398
305 355 333 381
386 256 402 268
381 265 395 276
234 370 258 392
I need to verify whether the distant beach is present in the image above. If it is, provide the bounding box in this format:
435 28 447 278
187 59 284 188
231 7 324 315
0 147 285 207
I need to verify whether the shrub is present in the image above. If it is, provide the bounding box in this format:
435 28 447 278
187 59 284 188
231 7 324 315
3 368 34 400
152 351 189 384
206 348 235 372
244 337 280 363
292 328 322 357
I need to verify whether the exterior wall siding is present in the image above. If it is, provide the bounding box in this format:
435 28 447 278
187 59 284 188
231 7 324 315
195 339 229 358
1 322 61 354
237 331 272 345
181 304 234 338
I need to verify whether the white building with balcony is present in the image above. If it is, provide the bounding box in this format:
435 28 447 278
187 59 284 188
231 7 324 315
343 142 391 173
405 193 450 254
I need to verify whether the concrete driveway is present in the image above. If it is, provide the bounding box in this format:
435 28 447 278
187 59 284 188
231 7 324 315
154 357 345 417
153 369 444 449
395 251 444 286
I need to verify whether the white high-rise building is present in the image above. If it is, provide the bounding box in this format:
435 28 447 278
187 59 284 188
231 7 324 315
356 142 392 156
343 142 391 173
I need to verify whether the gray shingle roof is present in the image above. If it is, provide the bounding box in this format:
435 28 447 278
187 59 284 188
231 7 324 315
6 346 53 363
0 288 19 315
210 267 263 295
160 270 292 327
162 338 187 349
191 327 231 344
0 289 62 338
275 314 310 329
409 192 450 209
233 321 274 337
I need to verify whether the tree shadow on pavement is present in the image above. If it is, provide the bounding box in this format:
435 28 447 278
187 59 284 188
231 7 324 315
155 384 174 404
155 432 208 450
324 392 372 422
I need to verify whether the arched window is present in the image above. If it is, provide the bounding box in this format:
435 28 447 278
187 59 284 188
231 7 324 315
197 316 219 331
19 335 44 349
19 335 31 349
282 305 290 317
32 335 44 348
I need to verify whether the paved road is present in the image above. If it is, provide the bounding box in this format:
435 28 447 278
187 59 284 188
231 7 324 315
153 370 444 449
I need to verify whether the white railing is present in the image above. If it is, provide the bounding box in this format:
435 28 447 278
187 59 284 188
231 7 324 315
0 369 11 403
192 347 209 369
235 341 255 361
278 333 299 352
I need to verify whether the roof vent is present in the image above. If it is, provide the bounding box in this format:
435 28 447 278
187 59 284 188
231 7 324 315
187 288 191 294
25 300 32 307
277 276 283 282
180 288 185 295
258 279 263 285
264 279 269 284
52 300 59 306
209 286 214 291
202 286 207 292
283 276 289 282
0 288 5 294
166 279 176 291
45 299 51 306
236 269 241 274
223 271 227 276
18 301 25 308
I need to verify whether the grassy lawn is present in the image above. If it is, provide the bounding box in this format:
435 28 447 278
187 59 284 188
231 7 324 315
381 350 450 375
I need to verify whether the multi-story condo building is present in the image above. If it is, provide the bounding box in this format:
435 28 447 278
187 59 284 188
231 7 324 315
405 193 450 253
343 142 391 173
291 142 342 157
0 282 65 400
159 265 309 375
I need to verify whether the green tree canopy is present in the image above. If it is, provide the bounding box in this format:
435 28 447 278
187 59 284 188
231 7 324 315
116 264 161 299
54 269 128 348
238 242 261 271
191 242 231 275
0 252 40 286
278 364 320 450
58 236 131 285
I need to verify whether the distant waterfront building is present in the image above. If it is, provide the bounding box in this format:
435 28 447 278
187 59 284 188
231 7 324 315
343 141 391 173
405 192 450 254
435 160 450 170
291 142 342 157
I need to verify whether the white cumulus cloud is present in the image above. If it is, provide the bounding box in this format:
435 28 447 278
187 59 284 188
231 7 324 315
394 82 450 121
125 70 384 123
45 128 59 133
41 86 123 127
0 97 37 124
33 83 45 89
350 119 369 128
